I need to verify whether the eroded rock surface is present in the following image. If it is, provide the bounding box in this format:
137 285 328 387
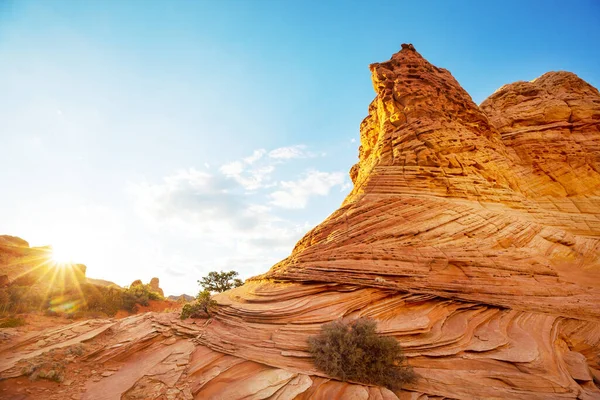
1 45 599 399
265 44 600 322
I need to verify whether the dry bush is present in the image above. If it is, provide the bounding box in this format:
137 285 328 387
308 317 415 390
22 360 65 382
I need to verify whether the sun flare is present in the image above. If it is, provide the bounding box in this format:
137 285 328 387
51 244 76 265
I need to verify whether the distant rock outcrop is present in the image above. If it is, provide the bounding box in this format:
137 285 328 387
1 45 599 399
149 277 164 297
86 277 119 287
130 277 164 297
0 235 29 248
167 293 195 302
129 279 143 287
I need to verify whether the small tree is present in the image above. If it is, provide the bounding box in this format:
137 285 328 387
198 270 243 293
308 317 415 391
180 290 217 320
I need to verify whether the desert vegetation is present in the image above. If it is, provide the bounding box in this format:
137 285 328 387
180 270 242 320
180 290 217 319
198 270 243 292
0 280 165 320
308 317 415 390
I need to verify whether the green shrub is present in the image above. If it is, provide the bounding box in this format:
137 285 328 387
79 283 164 315
180 303 203 319
123 283 164 309
308 317 415 391
180 290 217 320
1 279 166 318
0 316 26 328
79 284 124 316
198 270 243 293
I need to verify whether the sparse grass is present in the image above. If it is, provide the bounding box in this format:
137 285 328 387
22 361 65 382
0 316 26 328
65 344 85 356
308 317 416 391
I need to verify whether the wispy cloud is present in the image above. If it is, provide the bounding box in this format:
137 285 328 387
243 149 266 164
268 144 314 160
220 145 314 190
220 160 275 191
125 143 349 293
269 170 346 209
129 167 308 250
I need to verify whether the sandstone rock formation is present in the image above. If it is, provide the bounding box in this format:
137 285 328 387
168 294 195 303
130 277 165 297
1 45 599 399
150 277 165 298
130 279 143 287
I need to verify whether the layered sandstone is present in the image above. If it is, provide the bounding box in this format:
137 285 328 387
262 45 600 321
209 45 600 398
1 45 599 399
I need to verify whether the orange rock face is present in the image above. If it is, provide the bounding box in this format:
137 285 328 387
207 45 600 398
2 45 599 399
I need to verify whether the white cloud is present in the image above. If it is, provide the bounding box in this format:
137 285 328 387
220 161 274 191
268 145 314 160
350 138 356 143
127 167 313 291
130 168 256 233
125 143 349 294
129 167 308 253
243 149 266 164
220 149 277 190
220 161 244 176
220 145 318 191
269 170 347 209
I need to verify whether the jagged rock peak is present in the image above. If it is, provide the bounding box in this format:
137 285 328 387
347 43 516 203
267 46 600 322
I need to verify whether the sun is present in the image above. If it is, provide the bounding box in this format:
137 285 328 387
51 244 76 265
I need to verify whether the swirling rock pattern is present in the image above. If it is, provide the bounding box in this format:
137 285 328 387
265 44 600 322
1 45 599 399
226 44 600 398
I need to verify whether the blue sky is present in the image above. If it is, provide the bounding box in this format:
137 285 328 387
1 0 599 295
